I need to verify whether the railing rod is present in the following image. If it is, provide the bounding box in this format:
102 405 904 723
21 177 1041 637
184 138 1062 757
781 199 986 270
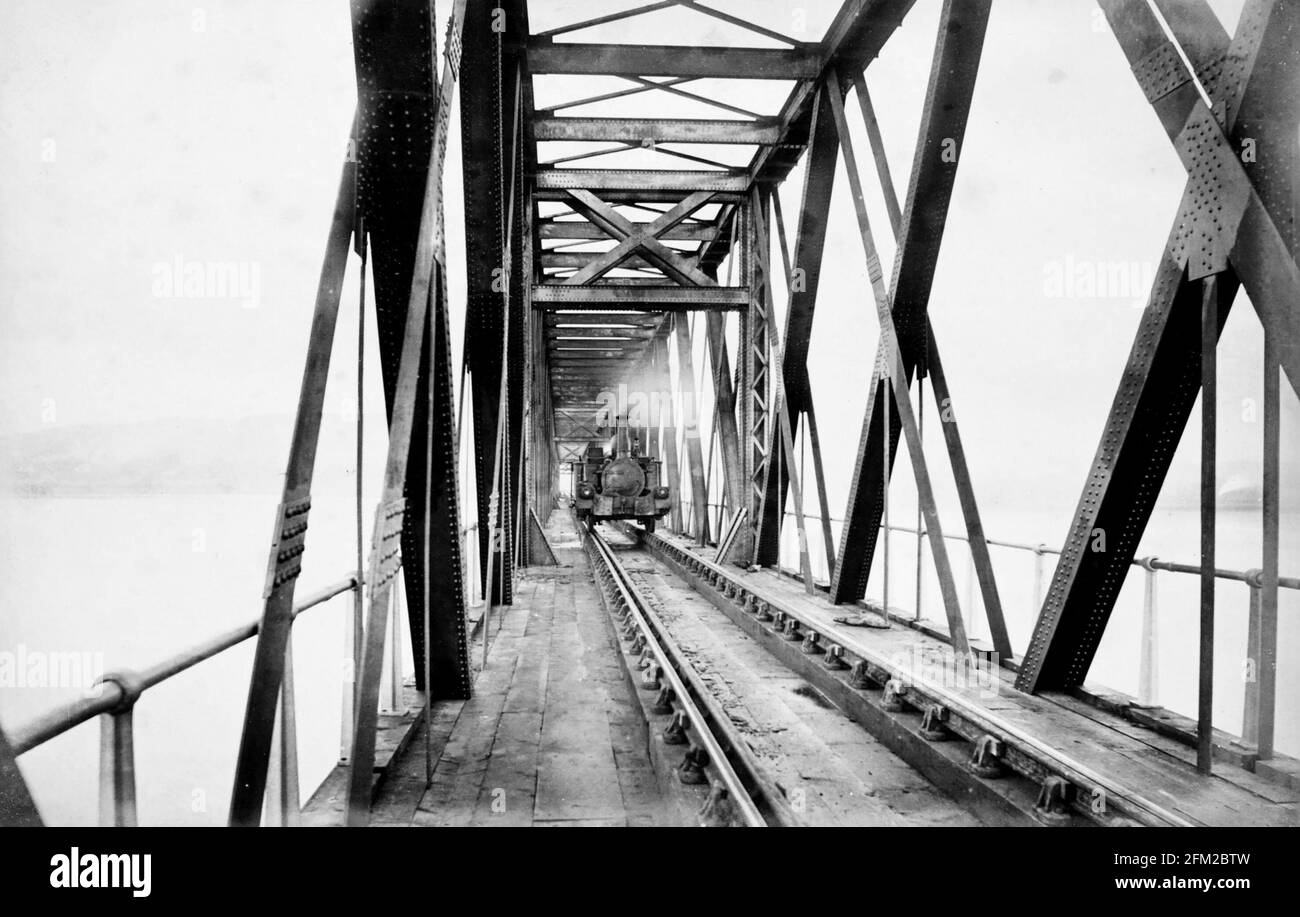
748 504 1300 591
10 575 360 757
11 688 123 758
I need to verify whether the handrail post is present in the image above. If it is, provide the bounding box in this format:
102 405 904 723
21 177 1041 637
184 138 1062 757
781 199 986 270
963 540 981 641
1033 544 1049 611
98 710 136 827
380 586 404 714
963 548 975 629
265 633 301 827
341 576 359 764
1137 557 1159 707
1241 571 1262 749
95 670 144 827
1196 274 1218 776
1258 328 1279 760
881 373 891 622
391 582 404 708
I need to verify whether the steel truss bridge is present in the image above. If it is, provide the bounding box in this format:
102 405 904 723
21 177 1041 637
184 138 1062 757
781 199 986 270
2 0 1297 827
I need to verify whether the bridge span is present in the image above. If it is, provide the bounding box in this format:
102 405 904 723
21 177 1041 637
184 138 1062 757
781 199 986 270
2 0 1297 832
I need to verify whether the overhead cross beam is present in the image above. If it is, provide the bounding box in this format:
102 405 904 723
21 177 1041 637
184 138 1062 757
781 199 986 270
563 189 717 285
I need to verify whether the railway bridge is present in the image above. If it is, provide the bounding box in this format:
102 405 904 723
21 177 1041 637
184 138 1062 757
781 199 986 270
2 0 1298 829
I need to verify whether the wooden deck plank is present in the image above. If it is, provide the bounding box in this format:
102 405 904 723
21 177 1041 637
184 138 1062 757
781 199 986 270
411 608 530 827
533 564 629 824
469 579 549 826
336 515 668 828
1047 690 1299 805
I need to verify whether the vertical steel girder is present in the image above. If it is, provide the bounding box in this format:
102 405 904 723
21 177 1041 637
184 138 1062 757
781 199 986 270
352 0 470 704
705 312 744 523
923 329 1013 658
822 63 973 655
753 88 840 567
526 278 558 540
228 148 357 827
652 333 685 533
770 192 838 581
1017 0 1300 692
817 3 1009 655
461 1 529 604
751 190 816 589
1159 4 1290 754
735 201 764 563
354 0 471 701
345 0 472 826
828 0 992 606
520 200 540 565
674 315 711 543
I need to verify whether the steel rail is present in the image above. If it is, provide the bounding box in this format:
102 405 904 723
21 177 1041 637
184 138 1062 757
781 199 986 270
586 526 791 827
9 576 359 757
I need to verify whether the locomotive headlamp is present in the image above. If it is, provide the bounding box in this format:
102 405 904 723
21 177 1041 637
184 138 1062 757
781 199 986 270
654 486 670 499
577 483 594 498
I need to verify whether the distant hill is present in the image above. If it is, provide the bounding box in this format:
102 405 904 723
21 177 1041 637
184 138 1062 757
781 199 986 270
0 415 361 496
1 413 1293 510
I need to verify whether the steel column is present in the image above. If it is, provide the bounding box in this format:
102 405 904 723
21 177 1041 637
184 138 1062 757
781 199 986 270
823 68 970 655
828 0 992 606
1017 0 1298 691
228 141 356 827
674 314 711 544
754 88 840 566
463 1 530 605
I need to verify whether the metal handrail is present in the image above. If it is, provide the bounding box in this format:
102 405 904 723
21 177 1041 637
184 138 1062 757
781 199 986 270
8 575 360 757
689 499 1300 591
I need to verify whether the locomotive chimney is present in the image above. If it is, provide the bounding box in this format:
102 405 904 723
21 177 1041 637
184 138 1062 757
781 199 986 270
612 413 632 458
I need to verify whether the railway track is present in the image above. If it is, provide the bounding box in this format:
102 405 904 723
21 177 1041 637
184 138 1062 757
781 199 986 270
584 519 991 827
631 527 1208 827
584 520 797 827
580 520 1229 827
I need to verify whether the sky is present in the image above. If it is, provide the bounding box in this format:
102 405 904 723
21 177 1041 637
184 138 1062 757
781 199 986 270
0 0 1293 516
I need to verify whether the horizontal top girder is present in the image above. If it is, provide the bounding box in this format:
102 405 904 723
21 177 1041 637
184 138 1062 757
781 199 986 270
533 189 744 204
527 41 820 80
534 169 748 192
534 116 778 145
539 221 716 241
545 312 666 326
533 285 747 309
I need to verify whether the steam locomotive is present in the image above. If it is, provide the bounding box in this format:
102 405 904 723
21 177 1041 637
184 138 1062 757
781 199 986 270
572 415 671 532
